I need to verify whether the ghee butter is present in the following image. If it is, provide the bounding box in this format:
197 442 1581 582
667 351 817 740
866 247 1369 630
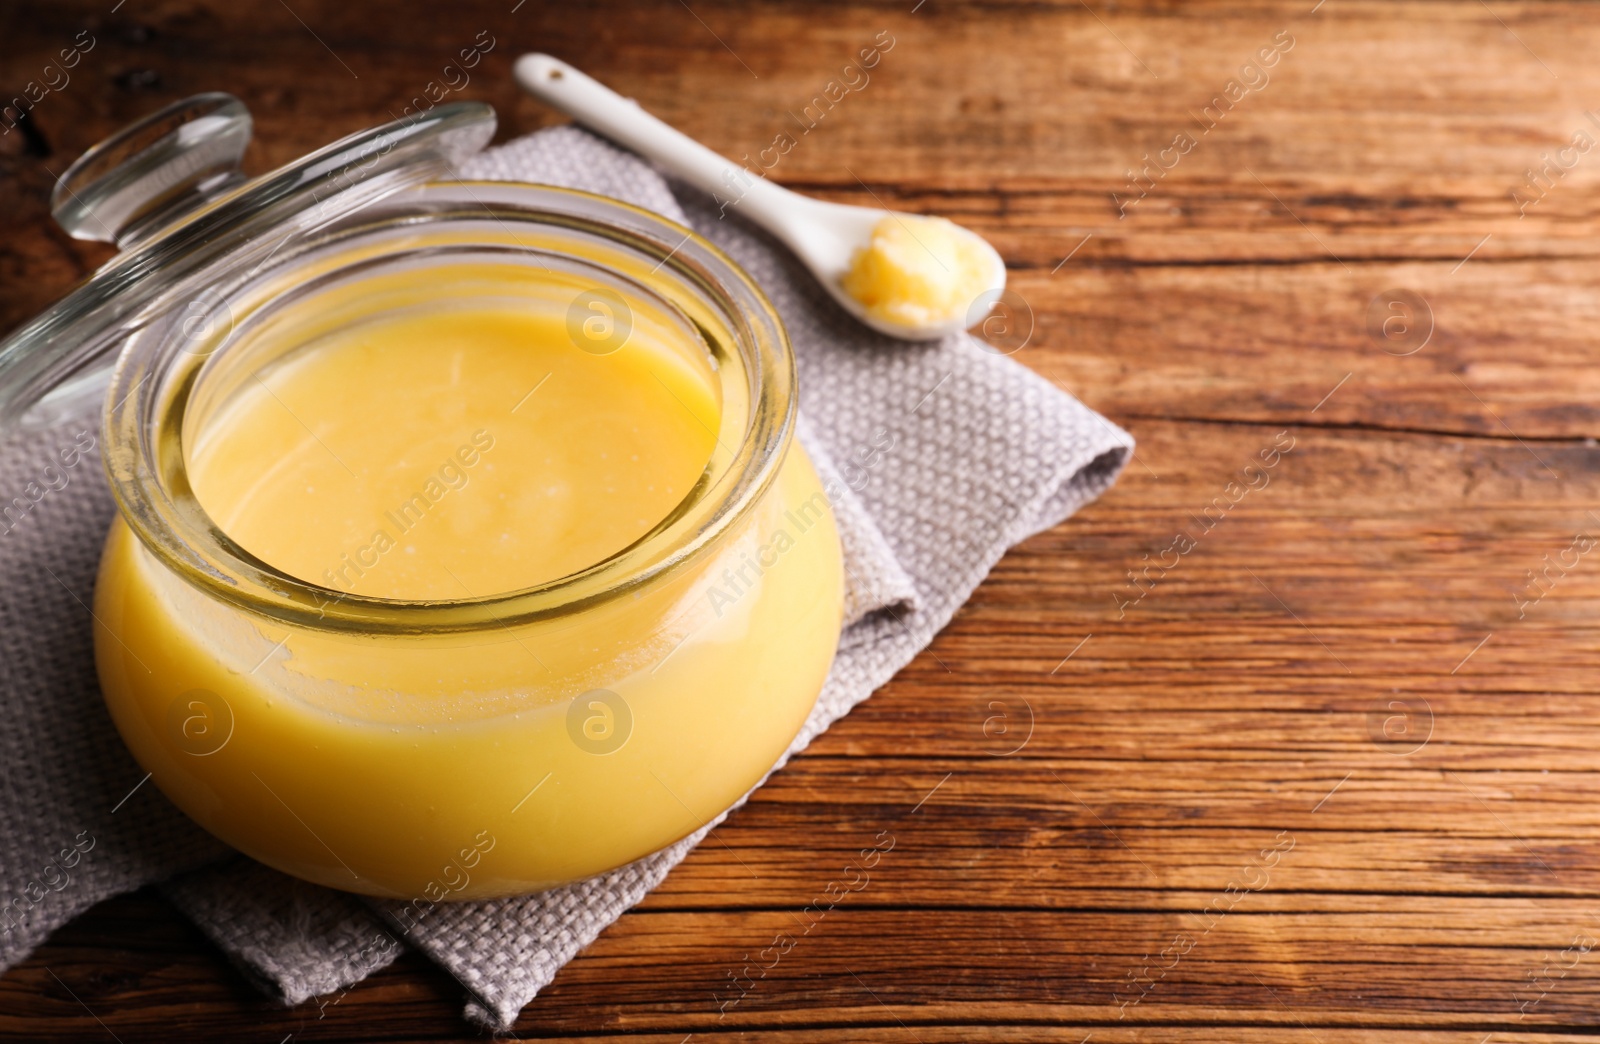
841 214 996 328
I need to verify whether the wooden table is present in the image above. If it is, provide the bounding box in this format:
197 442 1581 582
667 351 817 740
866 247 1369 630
5 0 1600 1039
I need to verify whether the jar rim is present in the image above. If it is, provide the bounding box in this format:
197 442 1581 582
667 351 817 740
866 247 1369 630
101 182 795 634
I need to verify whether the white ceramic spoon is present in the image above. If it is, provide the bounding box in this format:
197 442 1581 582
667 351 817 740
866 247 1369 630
514 53 1005 342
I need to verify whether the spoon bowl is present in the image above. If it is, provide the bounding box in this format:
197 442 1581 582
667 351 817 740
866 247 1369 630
514 53 1005 342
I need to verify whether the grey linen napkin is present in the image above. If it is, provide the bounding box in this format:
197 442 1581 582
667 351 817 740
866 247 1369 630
0 126 1131 1029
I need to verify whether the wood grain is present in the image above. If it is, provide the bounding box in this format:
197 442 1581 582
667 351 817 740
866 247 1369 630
5 0 1600 1040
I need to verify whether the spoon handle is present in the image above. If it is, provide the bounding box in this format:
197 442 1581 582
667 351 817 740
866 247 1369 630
514 53 802 232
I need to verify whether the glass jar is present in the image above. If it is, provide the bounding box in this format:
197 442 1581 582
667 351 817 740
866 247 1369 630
3 95 843 899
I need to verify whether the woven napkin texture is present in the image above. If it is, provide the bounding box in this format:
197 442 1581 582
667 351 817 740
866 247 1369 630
0 126 1131 1030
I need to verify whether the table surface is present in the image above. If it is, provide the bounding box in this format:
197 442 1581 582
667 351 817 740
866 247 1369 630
5 0 1600 1040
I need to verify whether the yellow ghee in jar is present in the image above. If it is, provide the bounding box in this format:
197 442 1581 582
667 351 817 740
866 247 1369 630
93 266 843 901
189 306 716 599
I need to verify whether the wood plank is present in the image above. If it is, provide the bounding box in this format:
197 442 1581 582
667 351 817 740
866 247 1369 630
1007 261 1600 438
517 904 1600 1033
645 760 1600 902
23 893 1600 1040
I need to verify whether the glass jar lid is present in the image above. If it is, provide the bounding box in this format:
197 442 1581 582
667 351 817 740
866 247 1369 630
0 94 496 435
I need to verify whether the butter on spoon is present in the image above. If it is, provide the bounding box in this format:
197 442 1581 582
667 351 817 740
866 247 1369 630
514 53 1006 342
